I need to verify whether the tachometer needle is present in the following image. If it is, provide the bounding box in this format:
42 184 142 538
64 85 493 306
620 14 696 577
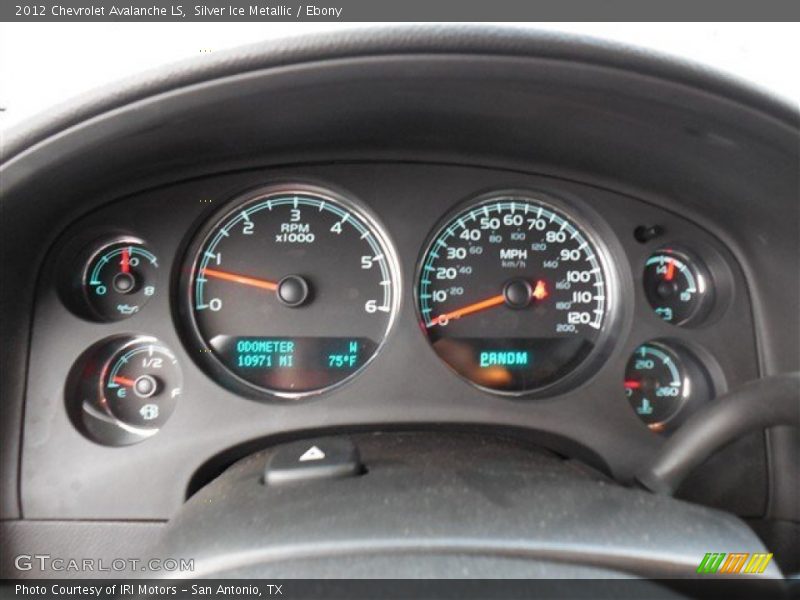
113 376 136 387
428 294 506 327
624 380 642 389
202 268 278 291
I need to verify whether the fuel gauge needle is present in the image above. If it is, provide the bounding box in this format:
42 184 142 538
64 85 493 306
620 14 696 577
112 376 136 387
201 268 278 291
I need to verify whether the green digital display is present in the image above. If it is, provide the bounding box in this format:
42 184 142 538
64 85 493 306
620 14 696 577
479 350 530 369
209 336 378 393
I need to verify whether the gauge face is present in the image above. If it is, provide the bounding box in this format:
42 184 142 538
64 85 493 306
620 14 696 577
417 194 614 394
624 343 686 430
102 338 182 430
83 239 159 320
183 185 399 397
643 249 712 326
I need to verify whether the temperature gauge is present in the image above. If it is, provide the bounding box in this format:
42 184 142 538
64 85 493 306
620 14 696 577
624 341 716 433
624 343 687 431
643 249 713 326
82 238 159 321
68 336 182 445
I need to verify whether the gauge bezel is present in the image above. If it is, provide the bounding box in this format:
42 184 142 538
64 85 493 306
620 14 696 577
414 188 623 399
176 182 402 401
66 335 182 446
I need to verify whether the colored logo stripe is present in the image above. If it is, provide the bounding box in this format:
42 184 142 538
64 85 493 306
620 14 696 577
697 552 773 574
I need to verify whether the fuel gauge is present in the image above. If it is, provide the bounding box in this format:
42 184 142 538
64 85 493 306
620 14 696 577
68 336 182 446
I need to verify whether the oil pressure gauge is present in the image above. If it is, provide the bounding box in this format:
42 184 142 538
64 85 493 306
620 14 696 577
68 336 182 446
80 238 160 321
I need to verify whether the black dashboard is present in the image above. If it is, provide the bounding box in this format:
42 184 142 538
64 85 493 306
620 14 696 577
1 26 798 582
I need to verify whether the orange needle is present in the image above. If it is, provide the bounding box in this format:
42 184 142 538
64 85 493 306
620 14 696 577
202 268 278 291
428 294 506 327
665 259 675 281
113 376 136 387
428 279 549 328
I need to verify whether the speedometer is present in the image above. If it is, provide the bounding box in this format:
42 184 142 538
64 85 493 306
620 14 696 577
180 184 399 399
417 192 616 395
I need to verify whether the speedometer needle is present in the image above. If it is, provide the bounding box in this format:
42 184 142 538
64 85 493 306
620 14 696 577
428 279 549 328
201 268 278 291
428 294 506 327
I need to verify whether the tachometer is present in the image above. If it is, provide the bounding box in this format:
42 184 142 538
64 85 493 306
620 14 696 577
181 184 399 398
417 192 616 395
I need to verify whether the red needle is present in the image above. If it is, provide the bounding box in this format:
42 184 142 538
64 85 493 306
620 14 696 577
202 268 278 291
121 248 130 274
113 376 136 387
624 380 642 389
664 258 675 282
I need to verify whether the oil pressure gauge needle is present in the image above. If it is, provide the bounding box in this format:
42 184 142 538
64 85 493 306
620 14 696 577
121 248 130 274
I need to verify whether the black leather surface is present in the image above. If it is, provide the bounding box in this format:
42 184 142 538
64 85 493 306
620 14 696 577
3 25 797 162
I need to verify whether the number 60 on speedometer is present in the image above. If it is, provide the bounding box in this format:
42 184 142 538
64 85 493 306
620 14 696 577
416 192 618 395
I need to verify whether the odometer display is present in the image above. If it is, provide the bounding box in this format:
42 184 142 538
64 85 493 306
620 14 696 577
183 185 398 398
418 194 613 394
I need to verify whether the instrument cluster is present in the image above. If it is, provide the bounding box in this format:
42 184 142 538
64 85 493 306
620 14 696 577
52 173 736 447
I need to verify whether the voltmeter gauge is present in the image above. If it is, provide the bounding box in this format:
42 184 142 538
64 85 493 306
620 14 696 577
81 238 159 321
643 249 712 326
68 336 182 446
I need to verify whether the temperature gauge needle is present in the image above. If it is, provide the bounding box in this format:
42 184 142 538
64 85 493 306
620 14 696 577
202 268 278 291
